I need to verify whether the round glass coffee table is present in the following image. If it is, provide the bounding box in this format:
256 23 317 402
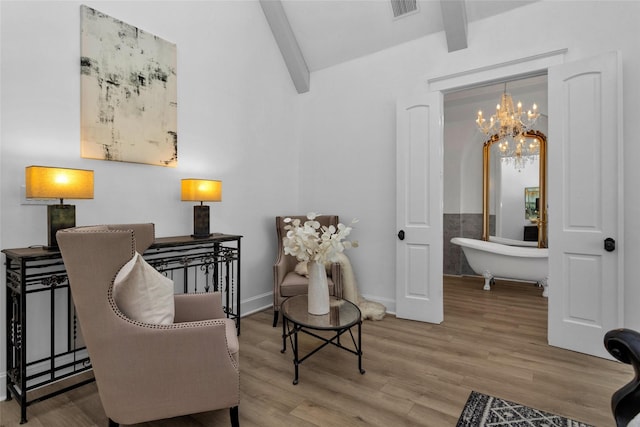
280 295 365 385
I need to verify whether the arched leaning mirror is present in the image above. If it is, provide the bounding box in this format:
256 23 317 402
482 130 547 248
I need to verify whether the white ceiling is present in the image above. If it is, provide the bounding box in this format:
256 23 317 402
280 0 540 72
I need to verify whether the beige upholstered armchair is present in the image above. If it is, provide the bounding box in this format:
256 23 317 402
56 224 240 427
272 215 343 326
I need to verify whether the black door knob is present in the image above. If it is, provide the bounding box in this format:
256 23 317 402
604 237 616 252
397 230 405 240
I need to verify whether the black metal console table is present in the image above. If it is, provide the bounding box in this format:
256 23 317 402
3 233 241 423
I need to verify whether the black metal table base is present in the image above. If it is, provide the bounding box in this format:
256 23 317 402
281 316 365 385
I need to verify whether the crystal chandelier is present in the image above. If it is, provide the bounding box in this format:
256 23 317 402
497 136 540 172
476 84 540 170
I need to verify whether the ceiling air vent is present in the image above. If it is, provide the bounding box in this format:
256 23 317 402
391 0 418 18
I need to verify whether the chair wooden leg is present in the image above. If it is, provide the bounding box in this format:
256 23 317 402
272 310 279 327
108 418 119 427
230 406 239 427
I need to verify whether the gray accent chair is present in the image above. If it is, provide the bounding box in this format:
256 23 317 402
272 215 343 326
56 224 239 427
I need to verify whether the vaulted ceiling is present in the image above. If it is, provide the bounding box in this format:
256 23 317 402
260 0 540 93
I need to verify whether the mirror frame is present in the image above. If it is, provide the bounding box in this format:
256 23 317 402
482 130 547 248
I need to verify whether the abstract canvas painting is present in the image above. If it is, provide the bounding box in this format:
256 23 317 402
80 5 177 167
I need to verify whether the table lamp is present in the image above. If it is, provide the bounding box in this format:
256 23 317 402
181 179 222 238
25 166 94 249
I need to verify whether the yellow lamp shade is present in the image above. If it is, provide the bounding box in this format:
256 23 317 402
26 166 94 200
181 179 222 202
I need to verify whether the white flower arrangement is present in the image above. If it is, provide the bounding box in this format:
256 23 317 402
283 213 358 264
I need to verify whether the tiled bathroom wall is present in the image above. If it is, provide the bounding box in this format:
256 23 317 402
443 213 495 276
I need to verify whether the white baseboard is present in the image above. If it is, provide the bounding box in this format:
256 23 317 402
0 372 5 401
0 349 92 403
239 291 273 317
239 292 396 318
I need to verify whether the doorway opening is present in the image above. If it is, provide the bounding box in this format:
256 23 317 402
442 75 549 322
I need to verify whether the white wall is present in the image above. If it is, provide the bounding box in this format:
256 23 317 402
296 1 640 329
443 105 483 215
498 157 539 240
0 0 301 398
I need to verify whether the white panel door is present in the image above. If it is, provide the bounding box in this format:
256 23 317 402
396 91 443 323
547 51 623 358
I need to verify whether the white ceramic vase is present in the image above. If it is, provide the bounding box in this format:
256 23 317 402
307 260 330 315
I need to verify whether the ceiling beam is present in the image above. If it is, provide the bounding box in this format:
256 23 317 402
440 0 468 52
259 0 310 94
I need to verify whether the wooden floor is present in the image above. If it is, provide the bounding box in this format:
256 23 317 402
1 276 631 427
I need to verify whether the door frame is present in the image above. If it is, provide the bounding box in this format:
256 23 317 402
419 51 563 312
396 49 566 320
426 49 566 94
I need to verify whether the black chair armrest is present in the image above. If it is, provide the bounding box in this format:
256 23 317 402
604 328 640 426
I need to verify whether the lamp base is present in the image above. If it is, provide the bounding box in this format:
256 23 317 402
48 204 76 250
192 205 211 239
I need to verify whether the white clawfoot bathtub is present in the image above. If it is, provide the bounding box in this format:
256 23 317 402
450 237 549 297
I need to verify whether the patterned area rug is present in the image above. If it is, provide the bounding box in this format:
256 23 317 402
457 391 593 427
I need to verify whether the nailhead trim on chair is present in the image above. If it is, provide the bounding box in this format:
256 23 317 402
106 287 240 369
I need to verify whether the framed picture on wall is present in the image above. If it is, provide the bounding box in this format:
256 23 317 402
80 5 177 167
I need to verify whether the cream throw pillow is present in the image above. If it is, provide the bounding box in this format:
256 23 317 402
113 252 174 325
294 261 309 277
